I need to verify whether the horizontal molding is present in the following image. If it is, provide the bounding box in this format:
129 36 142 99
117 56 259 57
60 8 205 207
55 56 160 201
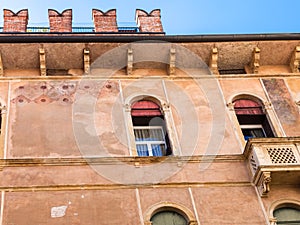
0 73 299 81
0 155 245 168
0 181 252 192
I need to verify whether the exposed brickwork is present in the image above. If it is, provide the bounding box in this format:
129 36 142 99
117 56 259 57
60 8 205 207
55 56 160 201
48 9 72 32
3 9 28 32
92 9 118 32
135 9 163 33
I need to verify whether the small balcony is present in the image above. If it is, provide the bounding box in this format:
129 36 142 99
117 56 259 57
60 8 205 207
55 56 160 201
244 137 300 197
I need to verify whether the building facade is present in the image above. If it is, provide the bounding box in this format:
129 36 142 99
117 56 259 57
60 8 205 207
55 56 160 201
0 8 299 225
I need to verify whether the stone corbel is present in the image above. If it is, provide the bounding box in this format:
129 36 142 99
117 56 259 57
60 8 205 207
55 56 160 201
209 47 219 75
257 171 271 197
290 46 300 73
168 47 176 75
0 52 3 76
39 47 47 76
127 48 133 75
83 48 90 75
250 47 260 74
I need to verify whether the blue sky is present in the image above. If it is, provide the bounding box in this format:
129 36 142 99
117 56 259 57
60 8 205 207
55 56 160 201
0 0 299 35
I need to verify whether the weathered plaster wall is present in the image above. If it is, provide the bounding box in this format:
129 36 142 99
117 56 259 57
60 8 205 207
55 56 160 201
8 81 80 157
6 77 245 158
262 78 300 136
3 190 139 225
192 186 267 225
0 160 249 187
1 185 265 225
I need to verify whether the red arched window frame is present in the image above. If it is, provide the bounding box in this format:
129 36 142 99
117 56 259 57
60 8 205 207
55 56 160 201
131 100 162 117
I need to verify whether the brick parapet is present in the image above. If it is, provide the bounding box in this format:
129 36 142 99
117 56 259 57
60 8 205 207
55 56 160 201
3 9 29 32
92 9 118 32
48 9 72 32
135 9 164 33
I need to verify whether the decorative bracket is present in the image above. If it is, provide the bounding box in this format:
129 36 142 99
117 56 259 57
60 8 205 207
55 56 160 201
263 101 272 111
250 47 260 74
0 105 7 114
290 46 300 73
269 217 277 225
257 171 271 197
0 52 3 76
168 47 176 75
83 48 90 75
127 48 133 75
39 47 47 76
124 103 131 112
226 102 235 111
209 47 219 75
162 102 170 112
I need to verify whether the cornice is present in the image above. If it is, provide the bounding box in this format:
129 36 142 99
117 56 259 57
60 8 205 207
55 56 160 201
0 154 245 168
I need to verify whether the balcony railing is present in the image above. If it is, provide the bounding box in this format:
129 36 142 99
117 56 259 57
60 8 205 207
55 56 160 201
244 137 300 197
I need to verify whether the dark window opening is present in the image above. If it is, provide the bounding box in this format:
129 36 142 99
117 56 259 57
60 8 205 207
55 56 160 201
131 100 172 156
46 69 72 76
234 99 274 140
219 69 247 75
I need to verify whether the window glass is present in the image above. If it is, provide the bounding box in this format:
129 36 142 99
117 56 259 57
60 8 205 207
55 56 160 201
274 207 300 224
151 211 187 225
240 125 266 140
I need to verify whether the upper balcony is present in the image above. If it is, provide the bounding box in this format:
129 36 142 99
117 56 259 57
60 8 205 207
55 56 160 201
244 137 300 197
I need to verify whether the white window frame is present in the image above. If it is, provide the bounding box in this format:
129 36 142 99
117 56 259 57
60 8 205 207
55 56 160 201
240 124 267 139
133 126 167 156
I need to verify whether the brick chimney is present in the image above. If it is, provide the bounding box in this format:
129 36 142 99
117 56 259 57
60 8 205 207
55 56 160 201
92 9 118 32
3 9 28 32
48 9 72 32
135 9 164 33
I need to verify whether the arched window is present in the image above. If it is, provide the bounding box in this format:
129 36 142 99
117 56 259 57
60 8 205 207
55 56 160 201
151 210 188 225
274 206 300 224
131 100 172 156
233 98 274 140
